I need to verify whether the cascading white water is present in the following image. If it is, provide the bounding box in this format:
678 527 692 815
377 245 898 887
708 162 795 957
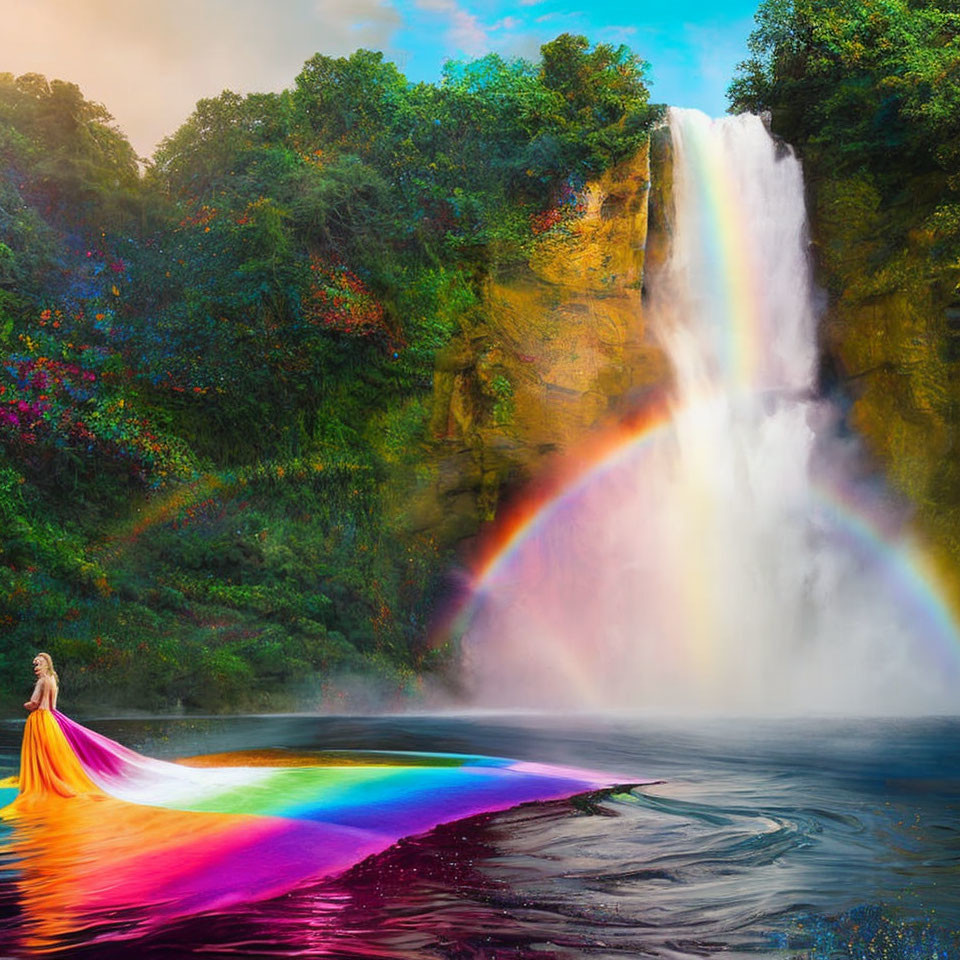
461 108 959 715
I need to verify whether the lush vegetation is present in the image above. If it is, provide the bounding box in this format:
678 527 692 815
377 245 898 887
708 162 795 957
0 36 657 711
730 0 960 570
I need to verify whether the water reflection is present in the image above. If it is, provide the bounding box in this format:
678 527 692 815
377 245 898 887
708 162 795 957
0 714 956 958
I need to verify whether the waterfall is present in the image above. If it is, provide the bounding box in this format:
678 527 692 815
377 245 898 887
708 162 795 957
460 109 959 715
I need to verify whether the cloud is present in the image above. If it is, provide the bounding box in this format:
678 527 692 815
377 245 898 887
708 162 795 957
414 0 489 55
0 0 402 158
599 24 638 41
534 11 581 24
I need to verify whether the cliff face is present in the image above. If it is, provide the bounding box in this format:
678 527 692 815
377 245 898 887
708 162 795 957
409 138 960 586
812 174 960 568
412 144 668 543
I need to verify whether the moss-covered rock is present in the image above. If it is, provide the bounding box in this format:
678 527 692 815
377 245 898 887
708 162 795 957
813 173 960 583
410 144 667 540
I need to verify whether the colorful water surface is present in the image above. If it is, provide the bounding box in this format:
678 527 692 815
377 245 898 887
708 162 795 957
0 710 640 954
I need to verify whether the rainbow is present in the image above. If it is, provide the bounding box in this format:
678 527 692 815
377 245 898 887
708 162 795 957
812 482 960 677
0 712 642 952
430 401 673 649
434 404 960 680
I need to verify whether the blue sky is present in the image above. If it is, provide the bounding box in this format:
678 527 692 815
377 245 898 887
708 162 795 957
391 0 759 115
0 0 760 157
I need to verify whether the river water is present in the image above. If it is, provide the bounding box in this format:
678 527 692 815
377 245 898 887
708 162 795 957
0 712 956 959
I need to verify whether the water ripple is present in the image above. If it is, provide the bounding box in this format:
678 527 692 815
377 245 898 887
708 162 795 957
0 713 956 958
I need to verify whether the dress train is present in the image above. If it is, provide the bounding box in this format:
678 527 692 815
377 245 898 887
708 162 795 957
0 710 644 952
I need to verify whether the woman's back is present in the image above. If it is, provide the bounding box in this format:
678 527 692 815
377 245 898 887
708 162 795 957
31 676 57 711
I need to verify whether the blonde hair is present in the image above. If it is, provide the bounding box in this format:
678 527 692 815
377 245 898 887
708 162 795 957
34 652 59 687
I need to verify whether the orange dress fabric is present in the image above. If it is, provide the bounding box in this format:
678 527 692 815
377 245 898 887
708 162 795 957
16 709 99 801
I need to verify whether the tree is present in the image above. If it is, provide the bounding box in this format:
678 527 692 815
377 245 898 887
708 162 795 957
0 73 140 231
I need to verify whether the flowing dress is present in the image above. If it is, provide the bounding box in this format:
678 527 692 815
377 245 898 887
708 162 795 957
0 707 646 952
15 708 98 802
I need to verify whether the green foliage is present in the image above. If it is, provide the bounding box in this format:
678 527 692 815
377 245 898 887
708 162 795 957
729 0 960 182
728 0 960 312
0 35 657 710
293 50 406 155
489 374 515 426
0 72 141 231
538 34 658 174
286 38 656 261
151 90 294 201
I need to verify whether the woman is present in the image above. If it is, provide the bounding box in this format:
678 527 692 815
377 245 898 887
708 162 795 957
1 652 634 951
16 652 98 802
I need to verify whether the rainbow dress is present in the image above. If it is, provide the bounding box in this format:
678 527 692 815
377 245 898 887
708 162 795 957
0 708 641 952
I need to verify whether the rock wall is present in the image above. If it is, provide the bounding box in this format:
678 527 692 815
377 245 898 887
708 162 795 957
414 143 668 543
407 132 960 590
811 175 960 570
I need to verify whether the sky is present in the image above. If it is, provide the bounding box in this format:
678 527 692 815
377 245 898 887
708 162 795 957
0 0 759 159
